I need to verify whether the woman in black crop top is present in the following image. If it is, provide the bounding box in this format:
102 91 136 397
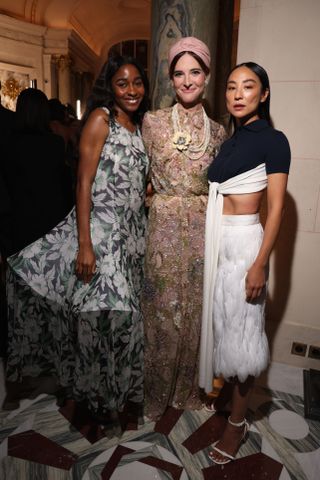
200 62 291 464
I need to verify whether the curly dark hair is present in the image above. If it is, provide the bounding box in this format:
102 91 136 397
82 55 149 126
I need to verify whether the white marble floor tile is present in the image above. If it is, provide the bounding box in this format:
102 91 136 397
0 437 7 463
279 467 294 480
5 394 48 421
261 436 283 462
1 361 319 480
82 441 188 480
257 362 304 396
295 447 320 480
112 462 165 480
261 437 292 480
10 414 35 435
39 401 60 413
269 409 309 440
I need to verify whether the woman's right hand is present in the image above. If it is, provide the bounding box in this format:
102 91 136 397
75 244 96 283
75 109 109 284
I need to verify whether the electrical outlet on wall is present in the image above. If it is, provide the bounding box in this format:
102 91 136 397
308 345 320 360
291 342 307 357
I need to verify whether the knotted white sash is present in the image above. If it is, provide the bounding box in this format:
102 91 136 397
199 163 267 393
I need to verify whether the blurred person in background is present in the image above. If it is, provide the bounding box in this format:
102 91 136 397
0 92 15 358
1 88 73 258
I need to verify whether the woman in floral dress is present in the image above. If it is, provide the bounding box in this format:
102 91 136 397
142 37 226 419
5 56 149 422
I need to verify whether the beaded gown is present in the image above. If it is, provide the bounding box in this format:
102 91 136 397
6 112 148 416
142 104 226 419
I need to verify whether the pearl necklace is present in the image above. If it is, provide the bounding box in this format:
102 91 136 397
171 103 211 160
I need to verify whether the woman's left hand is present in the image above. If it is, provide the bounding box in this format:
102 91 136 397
245 263 266 301
145 181 154 208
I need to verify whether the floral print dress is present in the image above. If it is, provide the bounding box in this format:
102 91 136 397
6 111 148 414
142 105 226 419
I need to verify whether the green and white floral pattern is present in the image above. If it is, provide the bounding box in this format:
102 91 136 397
7 113 148 413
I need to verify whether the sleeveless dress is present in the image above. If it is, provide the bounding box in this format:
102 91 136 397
6 112 148 414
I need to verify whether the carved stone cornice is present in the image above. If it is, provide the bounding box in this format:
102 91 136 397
0 13 46 46
52 54 73 71
45 28 98 74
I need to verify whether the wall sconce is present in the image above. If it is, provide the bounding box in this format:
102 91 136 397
29 79 37 88
76 99 81 119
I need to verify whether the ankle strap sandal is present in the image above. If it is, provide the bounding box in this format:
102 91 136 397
228 416 249 428
209 416 249 465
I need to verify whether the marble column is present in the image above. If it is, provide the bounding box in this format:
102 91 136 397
42 54 52 99
55 54 72 105
149 0 219 111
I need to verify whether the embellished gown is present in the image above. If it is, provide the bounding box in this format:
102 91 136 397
142 104 226 419
6 113 148 415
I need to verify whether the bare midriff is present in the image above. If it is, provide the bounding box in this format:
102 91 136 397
223 189 265 215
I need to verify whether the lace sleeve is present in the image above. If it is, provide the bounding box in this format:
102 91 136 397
142 112 154 158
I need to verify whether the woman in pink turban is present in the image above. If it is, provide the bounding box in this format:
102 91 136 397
142 36 226 420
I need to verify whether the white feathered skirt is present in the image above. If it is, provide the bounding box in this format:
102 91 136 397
212 214 269 382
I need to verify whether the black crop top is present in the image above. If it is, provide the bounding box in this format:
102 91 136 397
208 119 291 183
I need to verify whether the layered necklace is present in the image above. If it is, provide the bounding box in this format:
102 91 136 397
171 103 211 160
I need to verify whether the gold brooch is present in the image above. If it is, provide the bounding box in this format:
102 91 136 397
172 131 192 151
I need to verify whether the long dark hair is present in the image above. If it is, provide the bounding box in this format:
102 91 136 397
15 88 51 134
169 51 210 78
82 55 149 125
228 61 271 131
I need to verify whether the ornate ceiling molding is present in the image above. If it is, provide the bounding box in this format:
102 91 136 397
0 0 151 56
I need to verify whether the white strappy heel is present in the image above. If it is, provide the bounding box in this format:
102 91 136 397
209 416 249 465
203 401 217 413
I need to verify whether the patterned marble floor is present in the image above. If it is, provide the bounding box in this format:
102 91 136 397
0 361 319 480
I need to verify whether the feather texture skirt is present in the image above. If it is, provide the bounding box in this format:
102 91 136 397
212 214 269 382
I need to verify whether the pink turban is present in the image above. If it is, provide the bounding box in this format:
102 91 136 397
168 36 211 70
